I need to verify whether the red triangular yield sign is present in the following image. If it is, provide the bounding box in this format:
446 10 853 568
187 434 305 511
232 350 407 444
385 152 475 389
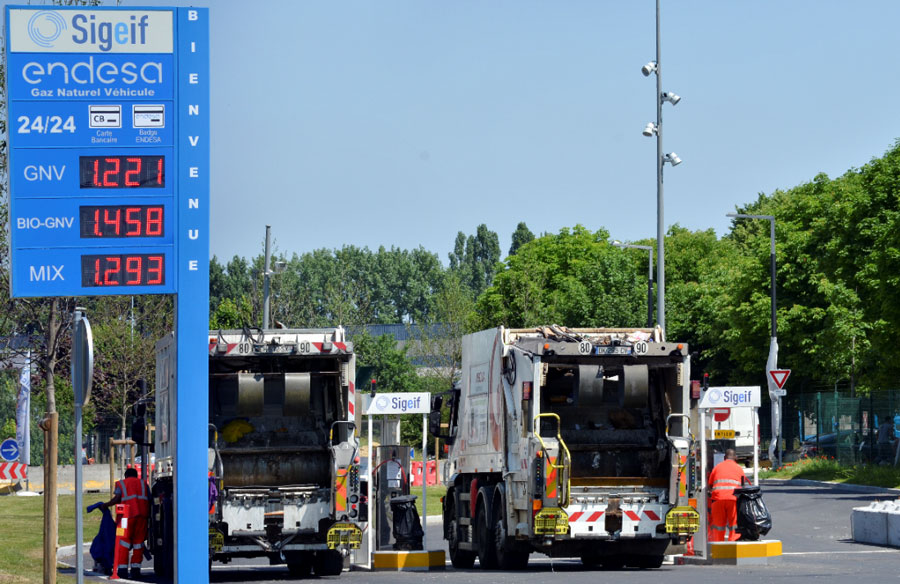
769 369 791 389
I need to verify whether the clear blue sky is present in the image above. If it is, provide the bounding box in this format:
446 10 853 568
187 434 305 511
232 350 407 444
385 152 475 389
114 0 900 263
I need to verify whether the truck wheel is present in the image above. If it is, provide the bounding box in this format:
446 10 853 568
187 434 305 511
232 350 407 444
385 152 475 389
448 517 476 569
493 495 528 570
313 550 343 577
475 503 498 569
601 556 625 570
631 554 664 569
286 551 312 577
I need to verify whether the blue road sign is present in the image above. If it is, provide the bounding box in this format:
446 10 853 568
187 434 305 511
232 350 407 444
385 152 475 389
5 6 209 582
0 438 20 462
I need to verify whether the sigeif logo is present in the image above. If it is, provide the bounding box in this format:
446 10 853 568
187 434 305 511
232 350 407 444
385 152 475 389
9 9 173 54
27 11 66 48
375 396 389 411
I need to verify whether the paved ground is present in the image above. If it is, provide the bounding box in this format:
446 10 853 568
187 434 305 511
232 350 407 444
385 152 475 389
60 479 900 583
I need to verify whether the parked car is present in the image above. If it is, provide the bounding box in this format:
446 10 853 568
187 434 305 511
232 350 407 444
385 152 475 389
800 431 870 460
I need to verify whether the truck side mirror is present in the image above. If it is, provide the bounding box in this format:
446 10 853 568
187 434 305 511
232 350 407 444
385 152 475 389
131 416 147 446
428 410 442 438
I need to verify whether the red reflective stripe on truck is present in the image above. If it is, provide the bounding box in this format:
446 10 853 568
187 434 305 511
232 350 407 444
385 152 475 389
588 511 604 522
644 510 660 521
624 511 641 521
348 380 355 416
568 512 584 522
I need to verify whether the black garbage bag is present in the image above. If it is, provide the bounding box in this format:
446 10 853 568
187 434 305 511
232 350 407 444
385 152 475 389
390 495 424 550
734 486 772 541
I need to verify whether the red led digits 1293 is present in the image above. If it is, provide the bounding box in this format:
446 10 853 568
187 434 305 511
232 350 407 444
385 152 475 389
79 205 164 238
81 254 165 287
79 155 165 188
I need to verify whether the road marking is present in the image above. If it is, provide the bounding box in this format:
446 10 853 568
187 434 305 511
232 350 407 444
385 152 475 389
782 550 897 555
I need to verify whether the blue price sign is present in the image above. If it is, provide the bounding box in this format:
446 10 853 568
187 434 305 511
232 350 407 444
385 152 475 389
5 6 204 299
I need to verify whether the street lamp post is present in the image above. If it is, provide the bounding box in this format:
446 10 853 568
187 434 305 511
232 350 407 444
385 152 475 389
613 242 654 328
641 0 681 333
727 212 781 466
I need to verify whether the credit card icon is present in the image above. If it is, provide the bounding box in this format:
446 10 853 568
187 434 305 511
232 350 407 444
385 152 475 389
133 105 165 128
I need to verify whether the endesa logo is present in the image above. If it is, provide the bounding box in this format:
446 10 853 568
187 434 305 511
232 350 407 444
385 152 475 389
10 9 173 54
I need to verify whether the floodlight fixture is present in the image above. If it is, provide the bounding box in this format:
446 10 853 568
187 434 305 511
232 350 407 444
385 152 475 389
664 152 682 166
661 91 681 105
642 122 658 137
641 61 658 77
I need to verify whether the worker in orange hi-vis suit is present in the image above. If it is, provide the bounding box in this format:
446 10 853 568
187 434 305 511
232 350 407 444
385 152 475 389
103 467 151 580
708 449 747 542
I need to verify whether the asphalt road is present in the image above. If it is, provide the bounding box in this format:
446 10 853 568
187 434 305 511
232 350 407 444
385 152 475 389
63 479 900 583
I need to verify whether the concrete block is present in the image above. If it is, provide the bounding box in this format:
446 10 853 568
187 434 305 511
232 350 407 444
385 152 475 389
886 501 900 548
851 501 890 546
708 540 782 565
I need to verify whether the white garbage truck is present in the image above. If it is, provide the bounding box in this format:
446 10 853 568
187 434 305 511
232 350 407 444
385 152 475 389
149 327 363 579
431 326 700 570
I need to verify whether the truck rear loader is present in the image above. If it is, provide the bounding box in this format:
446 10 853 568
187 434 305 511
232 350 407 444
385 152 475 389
149 328 363 578
432 326 700 569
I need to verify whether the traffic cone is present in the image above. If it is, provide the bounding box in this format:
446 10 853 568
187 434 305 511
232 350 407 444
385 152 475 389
111 503 131 580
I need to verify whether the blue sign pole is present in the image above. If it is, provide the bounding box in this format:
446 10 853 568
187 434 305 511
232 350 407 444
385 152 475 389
174 7 209 582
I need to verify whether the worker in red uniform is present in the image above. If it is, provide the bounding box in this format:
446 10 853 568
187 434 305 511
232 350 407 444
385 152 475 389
103 468 151 579
708 449 747 542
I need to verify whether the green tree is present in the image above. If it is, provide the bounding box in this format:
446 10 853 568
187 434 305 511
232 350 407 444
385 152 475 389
449 224 501 298
210 296 253 329
509 221 535 256
476 225 644 329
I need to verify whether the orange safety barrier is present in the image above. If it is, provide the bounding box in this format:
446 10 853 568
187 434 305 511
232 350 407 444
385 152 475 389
110 503 131 580
409 460 439 486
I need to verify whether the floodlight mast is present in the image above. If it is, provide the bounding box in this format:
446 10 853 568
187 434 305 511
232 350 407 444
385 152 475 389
641 0 681 334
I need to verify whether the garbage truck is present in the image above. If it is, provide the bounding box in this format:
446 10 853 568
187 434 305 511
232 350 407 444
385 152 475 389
431 326 700 570
149 328 363 579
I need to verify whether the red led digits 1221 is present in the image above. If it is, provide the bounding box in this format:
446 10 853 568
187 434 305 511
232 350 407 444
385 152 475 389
80 155 165 188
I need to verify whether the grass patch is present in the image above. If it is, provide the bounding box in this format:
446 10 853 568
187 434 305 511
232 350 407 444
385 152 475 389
760 457 900 488
0 494 102 584
413 483 447 518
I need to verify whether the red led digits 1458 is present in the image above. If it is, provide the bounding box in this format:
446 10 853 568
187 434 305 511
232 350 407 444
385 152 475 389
79 205 164 238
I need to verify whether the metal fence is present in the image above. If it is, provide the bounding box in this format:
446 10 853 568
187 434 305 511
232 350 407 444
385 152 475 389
758 390 900 465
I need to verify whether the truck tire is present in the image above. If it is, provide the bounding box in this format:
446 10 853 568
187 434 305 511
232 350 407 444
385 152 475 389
447 492 475 570
475 502 498 569
493 489 528 570
628 554 664 569
286 551 312 577
313 550 343 577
